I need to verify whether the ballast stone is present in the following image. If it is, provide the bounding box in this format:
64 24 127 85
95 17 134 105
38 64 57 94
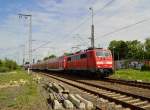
52 83 63 93
107 102 116 110
75 94 93 110
68 94 85 109
59 84 69 93
53 100 63 110
115 105 123 110
63 94 68 99
64 100 74 109
49 93 55 102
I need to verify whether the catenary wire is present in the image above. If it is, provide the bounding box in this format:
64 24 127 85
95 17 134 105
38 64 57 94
99 18 150 38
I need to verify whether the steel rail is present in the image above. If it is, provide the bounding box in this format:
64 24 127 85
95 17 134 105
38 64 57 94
103 78 150 89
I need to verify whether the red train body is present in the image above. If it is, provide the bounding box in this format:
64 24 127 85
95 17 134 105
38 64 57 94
30 48 113 77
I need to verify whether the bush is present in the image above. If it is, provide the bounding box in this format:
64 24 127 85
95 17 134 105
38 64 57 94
141 65 150 71
0 66 9 72
0 58 19 72
4 59 18 70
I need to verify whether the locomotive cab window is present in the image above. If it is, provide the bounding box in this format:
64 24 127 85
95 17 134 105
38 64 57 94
67 57 71 61
80 54 87 59
96 51 111 57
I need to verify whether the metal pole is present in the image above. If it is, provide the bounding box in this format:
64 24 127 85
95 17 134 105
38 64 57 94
118 52 119 61
113 47 115 60
18 14 32 65
113 47 115 72
22 45 25 65
143 46 145 60
29 15 32 64
89 7 95 49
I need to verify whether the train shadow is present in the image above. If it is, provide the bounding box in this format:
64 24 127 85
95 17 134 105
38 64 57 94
32 69 107 81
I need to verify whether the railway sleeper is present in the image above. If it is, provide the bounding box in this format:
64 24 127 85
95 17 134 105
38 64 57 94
118 97 133 101
98 90 109 94
107 93 122 97
141 104 150 109
113 95 126 99
126 99 140 103
133 101 148 106
99 90 112 94
103 92 118 96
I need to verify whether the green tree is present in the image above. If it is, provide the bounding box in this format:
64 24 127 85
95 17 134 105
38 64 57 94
43 54 56 61
126 40 144 59
108 40 145 60
145 38 150 51
64 52 72 56
108 40 128 60
0 59 3 66
144 38 150 59
48 54 56 59
43 57 49 61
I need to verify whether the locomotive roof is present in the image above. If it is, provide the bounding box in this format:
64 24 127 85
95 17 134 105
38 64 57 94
67 48 110 57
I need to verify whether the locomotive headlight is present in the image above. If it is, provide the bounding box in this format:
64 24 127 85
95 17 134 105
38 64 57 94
106 61 112 64
97 61 112 64
97 61 103 64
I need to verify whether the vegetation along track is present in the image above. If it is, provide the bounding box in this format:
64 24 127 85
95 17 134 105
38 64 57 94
41 72 150 110
103 78 150 90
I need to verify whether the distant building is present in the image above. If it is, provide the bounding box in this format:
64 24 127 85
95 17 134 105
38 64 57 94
115 60 145 70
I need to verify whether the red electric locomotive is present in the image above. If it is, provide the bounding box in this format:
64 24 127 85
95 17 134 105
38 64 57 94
66 48 113 77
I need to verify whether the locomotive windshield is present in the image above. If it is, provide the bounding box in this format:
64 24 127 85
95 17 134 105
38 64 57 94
96 51 111 57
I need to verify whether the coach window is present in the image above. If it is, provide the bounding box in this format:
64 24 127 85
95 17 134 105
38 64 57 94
71 56 74 61
75 56 77 60
74 56 76 60
72 56 75 61
76 55 79 60
80 54 87 59
77 55 80 60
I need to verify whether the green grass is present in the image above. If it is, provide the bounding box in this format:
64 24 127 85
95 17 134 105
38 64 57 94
0 70 43 110
111 69 150 82
0 70 31 84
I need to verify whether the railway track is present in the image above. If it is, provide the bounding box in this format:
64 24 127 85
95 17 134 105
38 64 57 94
41 72 150 110
103 78 150 90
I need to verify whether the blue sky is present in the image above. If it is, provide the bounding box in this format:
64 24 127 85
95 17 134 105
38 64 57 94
0 0 150 64
0 0 36 20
